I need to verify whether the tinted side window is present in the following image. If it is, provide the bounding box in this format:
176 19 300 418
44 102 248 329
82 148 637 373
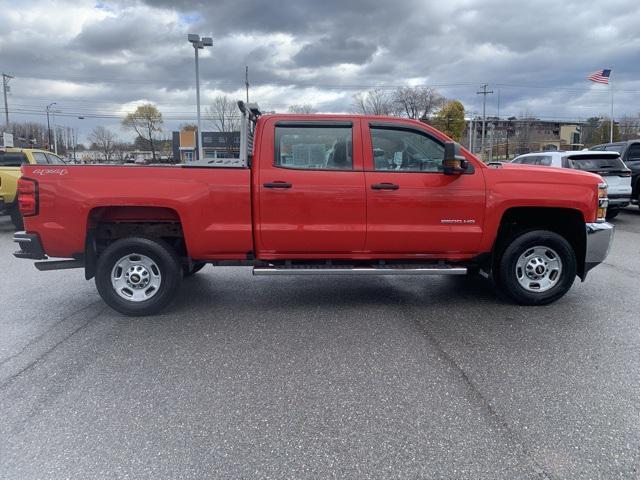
275 126 352 170
514 155 539 165
32 152 49 164
627 144 640 161
46 153 65 164
371 127 444 172
539 156 553 166
0 152 28 166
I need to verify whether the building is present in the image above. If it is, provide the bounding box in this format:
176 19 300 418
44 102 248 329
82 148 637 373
172 129 241 162
467 118 585 160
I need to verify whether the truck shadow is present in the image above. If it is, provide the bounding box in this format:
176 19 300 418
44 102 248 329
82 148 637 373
170 269 504 315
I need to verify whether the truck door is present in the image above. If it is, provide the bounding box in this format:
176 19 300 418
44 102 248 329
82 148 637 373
363 122 485 254
256 119 366 254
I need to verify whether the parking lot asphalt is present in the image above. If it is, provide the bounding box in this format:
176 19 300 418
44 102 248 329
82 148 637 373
1 211 639 479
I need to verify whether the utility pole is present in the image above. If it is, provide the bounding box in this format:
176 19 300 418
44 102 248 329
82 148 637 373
52 110 58 154
476 84 493 161
2 73 13 127
46 102 56 151
245 66 250 103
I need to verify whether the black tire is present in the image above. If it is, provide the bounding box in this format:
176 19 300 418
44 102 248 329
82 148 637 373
496 230 576 305
605 208 619 220
95 237 182 316
9 206 24 230
183 262 206 277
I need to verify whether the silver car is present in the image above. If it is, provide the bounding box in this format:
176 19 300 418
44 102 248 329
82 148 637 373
511 151 632 219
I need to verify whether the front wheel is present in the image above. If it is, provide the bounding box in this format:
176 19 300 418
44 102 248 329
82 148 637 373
497 230 577 305
95 237 183 316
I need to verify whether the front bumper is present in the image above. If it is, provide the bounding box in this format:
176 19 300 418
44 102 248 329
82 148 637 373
13 231 47 260
584 222 614 275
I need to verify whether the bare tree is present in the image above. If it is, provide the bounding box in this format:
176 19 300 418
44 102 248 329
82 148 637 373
88 126 118 163
122 104 164 161
392 86 443 120
352 89 396 115
618 115 640 141
206 95 241 155
288 104 315 114
514 112 536 155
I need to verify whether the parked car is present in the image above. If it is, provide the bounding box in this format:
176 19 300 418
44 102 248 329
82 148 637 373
0 148 66 229
591 140 640 208
511 151 632 219
14 102 614 315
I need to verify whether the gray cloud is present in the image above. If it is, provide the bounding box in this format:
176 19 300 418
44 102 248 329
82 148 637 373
1 0 639 142
293 37 377 67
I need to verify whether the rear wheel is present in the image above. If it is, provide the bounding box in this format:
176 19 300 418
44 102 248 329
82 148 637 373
497 230 576 305
95 237 182 316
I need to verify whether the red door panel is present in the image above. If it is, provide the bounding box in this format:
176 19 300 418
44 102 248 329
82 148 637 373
256 117 366 254
363 122 486 254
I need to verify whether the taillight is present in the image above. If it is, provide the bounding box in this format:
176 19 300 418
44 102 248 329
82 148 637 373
620 171 631 177
17 177 38 216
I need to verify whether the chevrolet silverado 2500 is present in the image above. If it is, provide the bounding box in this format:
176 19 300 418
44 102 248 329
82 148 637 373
13 102 614 315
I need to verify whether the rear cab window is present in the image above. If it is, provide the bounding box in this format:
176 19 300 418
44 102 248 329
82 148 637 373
0 151 28 167
32 152 50 164
275 124 353 170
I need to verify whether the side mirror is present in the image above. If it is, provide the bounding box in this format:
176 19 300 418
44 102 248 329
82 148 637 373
443 141 468 175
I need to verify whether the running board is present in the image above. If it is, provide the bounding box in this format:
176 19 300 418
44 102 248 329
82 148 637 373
253 264 467 276
34 259 84 271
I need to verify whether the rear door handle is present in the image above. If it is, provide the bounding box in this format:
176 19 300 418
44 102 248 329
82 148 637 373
371 182 399 190
263 182 292 189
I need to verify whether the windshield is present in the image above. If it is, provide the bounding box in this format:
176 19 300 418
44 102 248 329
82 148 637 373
0 152 28 167
564 154 627 171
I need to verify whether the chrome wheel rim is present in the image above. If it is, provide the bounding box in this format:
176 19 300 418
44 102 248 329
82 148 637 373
111 254 161 302
515 246 562 293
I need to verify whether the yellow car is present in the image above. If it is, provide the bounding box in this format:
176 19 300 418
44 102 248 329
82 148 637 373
0 148 67 229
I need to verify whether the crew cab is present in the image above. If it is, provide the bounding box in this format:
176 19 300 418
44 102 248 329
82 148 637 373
1 147 66 229
13 103 614 316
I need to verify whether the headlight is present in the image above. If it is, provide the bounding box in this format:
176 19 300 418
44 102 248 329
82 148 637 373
597 182 608 223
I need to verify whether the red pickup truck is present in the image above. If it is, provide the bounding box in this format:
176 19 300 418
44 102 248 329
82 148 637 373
13 102 614 316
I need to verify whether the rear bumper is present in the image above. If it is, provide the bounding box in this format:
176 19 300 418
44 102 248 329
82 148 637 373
607 193 631 208
13 231 47 260
584 222 614 275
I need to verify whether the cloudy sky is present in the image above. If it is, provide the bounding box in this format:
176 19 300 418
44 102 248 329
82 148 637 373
2 0 640 142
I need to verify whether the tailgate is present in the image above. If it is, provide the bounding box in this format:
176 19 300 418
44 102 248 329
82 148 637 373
0 167 22 204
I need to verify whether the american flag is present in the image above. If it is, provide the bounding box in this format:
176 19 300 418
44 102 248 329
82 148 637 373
587 69 612 85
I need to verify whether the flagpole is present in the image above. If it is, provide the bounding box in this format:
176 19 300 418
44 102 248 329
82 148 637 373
609 68 614 143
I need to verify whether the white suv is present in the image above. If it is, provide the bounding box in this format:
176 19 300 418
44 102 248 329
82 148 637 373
511 151 632 219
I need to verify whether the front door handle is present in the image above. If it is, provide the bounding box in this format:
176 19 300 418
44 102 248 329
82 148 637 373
263 182 292 189
371 182 399 190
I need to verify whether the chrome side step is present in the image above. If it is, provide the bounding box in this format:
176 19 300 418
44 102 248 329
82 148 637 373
253 265 467 276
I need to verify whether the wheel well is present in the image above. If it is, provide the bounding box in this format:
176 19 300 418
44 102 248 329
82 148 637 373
85 206 187 279
493 207 586 279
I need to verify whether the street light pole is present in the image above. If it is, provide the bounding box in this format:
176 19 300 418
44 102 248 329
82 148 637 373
188 34 213 162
